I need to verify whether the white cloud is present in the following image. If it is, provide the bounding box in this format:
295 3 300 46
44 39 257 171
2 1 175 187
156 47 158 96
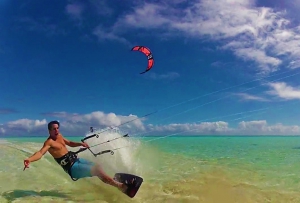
53 111 144 136
4 119 47 135
93 25 130 45
7 119 47 129
238 120 300 135
136 121 232 136
267 82 300 100
100 0 300 74
232 48 281 73
118 3 170 29
238 120 267 131
234 93 270 102
1 111 300 136
288 60 300 69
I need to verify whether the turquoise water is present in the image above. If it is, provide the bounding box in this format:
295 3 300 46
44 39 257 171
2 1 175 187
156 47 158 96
1 134 300 202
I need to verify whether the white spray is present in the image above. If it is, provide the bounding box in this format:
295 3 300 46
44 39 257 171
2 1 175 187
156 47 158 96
78 127 142 175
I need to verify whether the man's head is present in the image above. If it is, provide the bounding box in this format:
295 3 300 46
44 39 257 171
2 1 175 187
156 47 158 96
48 120 60 137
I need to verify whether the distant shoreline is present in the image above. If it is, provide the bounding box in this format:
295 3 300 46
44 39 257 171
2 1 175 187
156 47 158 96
1 135 300 138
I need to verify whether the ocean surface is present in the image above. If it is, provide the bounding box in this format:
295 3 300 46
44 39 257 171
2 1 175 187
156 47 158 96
1 132 300 203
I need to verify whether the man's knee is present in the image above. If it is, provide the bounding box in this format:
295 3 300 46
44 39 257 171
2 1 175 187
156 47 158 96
92 164 102 173
91 165 106 175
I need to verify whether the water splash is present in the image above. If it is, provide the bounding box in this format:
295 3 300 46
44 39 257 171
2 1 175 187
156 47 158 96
80 128 142 175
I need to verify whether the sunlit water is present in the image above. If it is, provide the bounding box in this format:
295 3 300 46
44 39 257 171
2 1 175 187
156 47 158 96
1 133 300 203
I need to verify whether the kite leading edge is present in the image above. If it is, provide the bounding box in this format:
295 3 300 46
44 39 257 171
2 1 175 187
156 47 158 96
131 45 154 74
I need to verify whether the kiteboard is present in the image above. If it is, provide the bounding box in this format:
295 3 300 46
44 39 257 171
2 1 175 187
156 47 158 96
114 173 143 198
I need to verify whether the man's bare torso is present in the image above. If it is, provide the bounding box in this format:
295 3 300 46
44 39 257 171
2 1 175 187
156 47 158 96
47 134 69 158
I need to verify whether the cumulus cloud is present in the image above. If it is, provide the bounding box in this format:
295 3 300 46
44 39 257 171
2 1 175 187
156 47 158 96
238 120 300 135
0 111 147 136
1 110 299 136
145 121 231 136
3 119 47 135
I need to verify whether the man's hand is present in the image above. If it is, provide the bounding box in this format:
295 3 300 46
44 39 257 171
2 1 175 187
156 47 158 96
81 142 89 148
23 159 30 171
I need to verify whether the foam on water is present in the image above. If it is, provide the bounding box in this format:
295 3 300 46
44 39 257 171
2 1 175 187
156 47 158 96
0 139 8 144
80 128 142 173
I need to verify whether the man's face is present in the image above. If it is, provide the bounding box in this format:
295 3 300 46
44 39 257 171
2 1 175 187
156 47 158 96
49 124 59 137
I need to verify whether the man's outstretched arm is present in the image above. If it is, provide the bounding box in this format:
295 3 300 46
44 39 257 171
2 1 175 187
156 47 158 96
23 141 51 170
26 142 51 162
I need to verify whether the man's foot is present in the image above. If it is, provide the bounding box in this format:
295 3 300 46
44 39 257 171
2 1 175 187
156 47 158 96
118 182 128 192
116 177 137 193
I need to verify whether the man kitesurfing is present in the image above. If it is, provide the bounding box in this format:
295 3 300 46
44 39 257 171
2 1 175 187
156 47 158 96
23 121 143 198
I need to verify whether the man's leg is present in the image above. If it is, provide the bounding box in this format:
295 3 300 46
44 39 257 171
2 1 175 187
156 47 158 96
90 164 126 191
71 158 126 191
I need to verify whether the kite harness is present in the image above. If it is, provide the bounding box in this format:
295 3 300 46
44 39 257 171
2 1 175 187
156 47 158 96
54 151 80 181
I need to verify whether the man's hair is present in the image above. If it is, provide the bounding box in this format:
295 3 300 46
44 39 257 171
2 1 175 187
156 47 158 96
48 120 60 130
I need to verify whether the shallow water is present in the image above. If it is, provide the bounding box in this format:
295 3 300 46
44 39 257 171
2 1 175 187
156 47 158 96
1 134 300 202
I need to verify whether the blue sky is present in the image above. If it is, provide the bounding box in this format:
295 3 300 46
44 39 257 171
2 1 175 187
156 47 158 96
1 0 300 136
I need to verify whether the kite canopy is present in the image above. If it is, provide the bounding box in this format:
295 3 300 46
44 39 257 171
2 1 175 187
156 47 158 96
131 45 154 74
